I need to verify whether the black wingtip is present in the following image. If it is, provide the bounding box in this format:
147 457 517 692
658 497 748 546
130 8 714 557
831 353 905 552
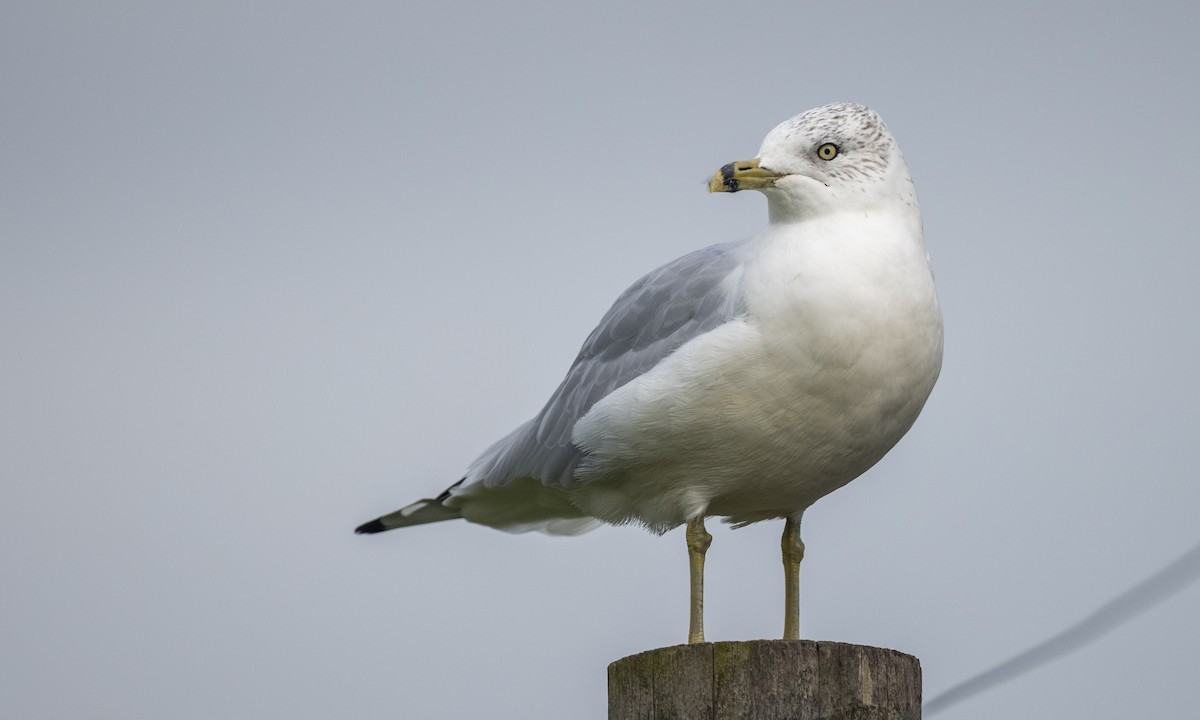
355 519 388 535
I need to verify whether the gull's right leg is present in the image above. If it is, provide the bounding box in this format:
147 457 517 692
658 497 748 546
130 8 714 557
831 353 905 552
781 514 805 640
686 516 712 644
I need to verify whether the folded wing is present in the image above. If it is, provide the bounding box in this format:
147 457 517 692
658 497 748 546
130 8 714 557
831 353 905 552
466 240 750 490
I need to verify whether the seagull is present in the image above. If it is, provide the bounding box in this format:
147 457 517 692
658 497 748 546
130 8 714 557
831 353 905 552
357 101 943 643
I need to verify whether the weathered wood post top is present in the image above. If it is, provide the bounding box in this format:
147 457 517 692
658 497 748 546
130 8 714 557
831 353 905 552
609 640 921 720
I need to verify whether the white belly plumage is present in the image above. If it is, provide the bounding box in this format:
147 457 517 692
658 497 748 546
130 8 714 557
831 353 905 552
570 241 942 531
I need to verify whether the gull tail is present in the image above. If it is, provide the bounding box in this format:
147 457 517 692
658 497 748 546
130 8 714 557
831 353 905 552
355 496 463 534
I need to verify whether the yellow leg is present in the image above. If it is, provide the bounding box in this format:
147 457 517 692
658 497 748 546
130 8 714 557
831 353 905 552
782 515 805 640
686 516 712 644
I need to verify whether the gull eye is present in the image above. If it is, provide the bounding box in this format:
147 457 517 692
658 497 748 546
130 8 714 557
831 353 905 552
816 143 839 161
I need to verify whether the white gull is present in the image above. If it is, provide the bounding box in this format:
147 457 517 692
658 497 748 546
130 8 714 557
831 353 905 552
358 101 943 643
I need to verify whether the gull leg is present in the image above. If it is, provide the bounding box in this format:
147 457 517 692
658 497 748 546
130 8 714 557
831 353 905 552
686 516 712 644
782 515 805 640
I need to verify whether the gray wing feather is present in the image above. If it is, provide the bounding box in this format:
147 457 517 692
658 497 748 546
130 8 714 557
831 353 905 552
466 239 749 489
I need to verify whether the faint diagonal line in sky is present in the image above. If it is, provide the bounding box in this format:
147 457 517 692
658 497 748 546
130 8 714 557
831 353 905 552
924 539 1200 716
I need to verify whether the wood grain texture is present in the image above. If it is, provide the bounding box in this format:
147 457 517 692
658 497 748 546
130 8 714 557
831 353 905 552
608 641 921 720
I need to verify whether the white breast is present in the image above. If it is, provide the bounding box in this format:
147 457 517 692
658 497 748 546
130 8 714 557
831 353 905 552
570 212 943 532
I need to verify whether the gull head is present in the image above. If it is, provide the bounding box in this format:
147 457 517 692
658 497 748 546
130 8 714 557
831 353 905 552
709 102 915 223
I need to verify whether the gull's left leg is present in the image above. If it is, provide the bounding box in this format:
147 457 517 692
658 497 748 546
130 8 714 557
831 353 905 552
686 516 712 644
781 514 805 640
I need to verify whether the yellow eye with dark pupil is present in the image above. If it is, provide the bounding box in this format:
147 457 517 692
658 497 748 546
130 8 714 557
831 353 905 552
817 143 839 160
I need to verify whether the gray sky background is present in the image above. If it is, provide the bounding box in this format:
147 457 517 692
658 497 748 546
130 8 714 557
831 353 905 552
3 2 1199 718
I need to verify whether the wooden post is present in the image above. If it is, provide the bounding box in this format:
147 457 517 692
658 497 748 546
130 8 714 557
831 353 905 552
608 640 921 720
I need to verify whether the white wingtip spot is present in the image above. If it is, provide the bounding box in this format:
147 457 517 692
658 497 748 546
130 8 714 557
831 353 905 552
399 501 428 518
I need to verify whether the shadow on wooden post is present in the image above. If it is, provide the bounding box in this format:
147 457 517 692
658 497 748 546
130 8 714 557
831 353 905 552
609 640 920 719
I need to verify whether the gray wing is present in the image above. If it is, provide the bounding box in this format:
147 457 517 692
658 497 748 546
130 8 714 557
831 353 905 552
464 239 750 489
